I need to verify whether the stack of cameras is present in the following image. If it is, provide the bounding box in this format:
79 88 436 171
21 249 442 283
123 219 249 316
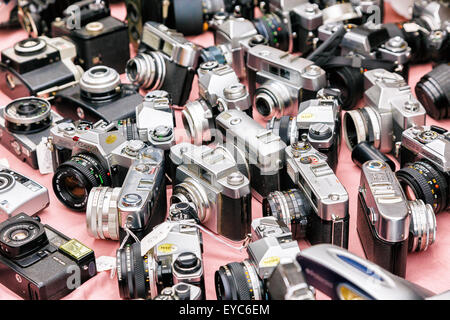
0 0 448 301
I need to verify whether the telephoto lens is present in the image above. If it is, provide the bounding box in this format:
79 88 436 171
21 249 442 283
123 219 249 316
415 64 450 120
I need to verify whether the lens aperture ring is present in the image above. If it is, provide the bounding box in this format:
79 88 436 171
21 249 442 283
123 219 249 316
408 200 436 252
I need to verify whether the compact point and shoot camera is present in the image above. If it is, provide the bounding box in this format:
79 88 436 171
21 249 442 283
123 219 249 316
246 44 327 120
0 213 97 300
170 142 252 241
0 167 50 223
357 160 437 277
0 36 83 100
126 21 201 106
53 65 142 123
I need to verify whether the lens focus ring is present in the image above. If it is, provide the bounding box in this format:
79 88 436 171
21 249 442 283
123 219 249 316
408 200 436 252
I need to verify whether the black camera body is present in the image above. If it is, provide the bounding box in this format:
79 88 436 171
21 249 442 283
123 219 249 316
0 213 97 300
0 97 63 170
53 66 142 123
0 36 84 100
52 14 130 72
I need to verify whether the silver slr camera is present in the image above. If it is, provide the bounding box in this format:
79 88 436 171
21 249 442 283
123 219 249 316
267 88 342 171
246 44 326 120
215 216 313 300
50 120 151 210
126 21 201 106
170 143 252 241
344 69 426 155
134 90 175 150
0 167 50 222
357 160 437 278
182 61 251 145
397 125 450 214
86 146 167 243
264 137 350 247
215 109 287 202
116 211 204 300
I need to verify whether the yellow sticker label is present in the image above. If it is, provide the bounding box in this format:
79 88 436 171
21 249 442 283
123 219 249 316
59 239 93 261
105 134 117 144
157 243 177 254
299 113 314 120
261 256 280 267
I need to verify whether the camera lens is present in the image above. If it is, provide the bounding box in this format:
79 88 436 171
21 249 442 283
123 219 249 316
182 99 213 145
263 190 312 240
266 116 298 146
255 13 290 52
79 66 122 102
415 64 450 120
53 153 112 211
343 107 381 151
172 179 210 223
0 217 47 259
327 67 364 110
0 172 15 193
126 52 166 90
396 161 449 214
254 82 291 119
215 261 264 300
86 187 121 240
3 97 52 134
116 243 150 299
172 0 205 35
408 199 436 252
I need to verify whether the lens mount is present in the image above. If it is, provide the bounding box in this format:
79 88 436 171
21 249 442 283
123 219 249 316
53 153 111 211
4 97 52 134
86 187 121 240
126 52 166 90
408 199 436 252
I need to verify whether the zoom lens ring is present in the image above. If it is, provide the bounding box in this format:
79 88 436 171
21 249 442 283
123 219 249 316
408 200 436 252
397 161 448 214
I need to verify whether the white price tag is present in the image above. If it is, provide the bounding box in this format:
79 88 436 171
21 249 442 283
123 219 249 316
140 221 175 256
96 256 116 272
0 159 9 168
36 137 54 175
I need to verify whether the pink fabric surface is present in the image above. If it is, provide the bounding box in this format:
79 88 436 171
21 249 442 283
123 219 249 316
0 2 449 300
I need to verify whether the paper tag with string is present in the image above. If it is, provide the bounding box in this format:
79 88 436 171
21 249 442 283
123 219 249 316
139 221 175 256
96 256 117 279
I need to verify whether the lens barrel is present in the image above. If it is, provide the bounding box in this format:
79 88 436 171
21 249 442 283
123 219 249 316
415 64 450 120
408 199 436 252
126 52 166 90
3 97 52 134
86 187 121 240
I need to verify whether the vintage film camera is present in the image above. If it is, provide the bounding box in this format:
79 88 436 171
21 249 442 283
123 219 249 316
215 216 314 300
170 143 252 241
0 213 97 300
215 109 287 202
343 69 426 155
357 160 437 277
53 65 142 123
50 120 150 210
116 206 205 300
51 0 129 72
125 0 255 47
264 137 350 248
397 125 450 214
415 64 450 120
383 0 449 64
0 97 63 170
246 44 326 120
182 61 251 145
297 244 450 300
86 146 167 243
267 88 341 171
0 36 83 100
126 21 201 106
0 167 50 223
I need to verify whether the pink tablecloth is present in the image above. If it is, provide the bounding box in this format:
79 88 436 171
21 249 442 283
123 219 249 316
0 2 448 300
